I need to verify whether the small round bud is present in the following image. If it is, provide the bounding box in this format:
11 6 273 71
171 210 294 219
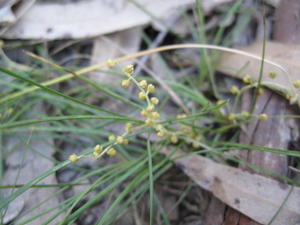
138 92 147 100
151 112 160 120
107 148 117 157
157 131 165 137
121 79 131 88
106 59 116 68
147 84 155 93
150 97 159 105
258 88 265 95
116 136 124 144
269 72 276 79
216 100 226 106
177 114 187 119
138 80 148 89
140 110 148 117
123 139 129 145
259 113 268 121
123 64 134 75
108 135 115 142
145 119 154 126
230 85 239 95
243 75 252 84
69 154 79 163
155 124 164 131
170 135 178 144
146 105 154 112
228 113 236 121
241 111 250 119
125 123 133 132
293 80 300 88
93 144 103 154
93 151 100 158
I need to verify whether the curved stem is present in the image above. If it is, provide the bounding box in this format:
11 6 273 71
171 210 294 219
1 43 289 104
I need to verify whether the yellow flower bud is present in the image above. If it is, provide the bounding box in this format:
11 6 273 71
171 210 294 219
157 131 165 137
170 135 178 144
293 80 300 88
230 85 239 95
106 59 116 68
176 114 187 119
108 135 115 142
107 148 117 157
145 119 154 126
138 80 148 89
155 124 164 131
146 104 154 112
258 88 265 95
151 112 160 120
93 151 100 158
269 72 276 79
140 110 148 117
243 75 252 84
216 100 226 106
116 136 124 144
138 91 147 100
228 113 236 121
125 123 133 132
241 111 250 119
93 144 103 154
259 113 268 121
150 97 159 105
147 84 155 93
123 64 134 75
123 139 129 145
69 154 79 163
121 79 131 88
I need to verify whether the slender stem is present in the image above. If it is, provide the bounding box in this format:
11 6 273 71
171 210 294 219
147 134 154 225
250 7 266 113
1 43 288 104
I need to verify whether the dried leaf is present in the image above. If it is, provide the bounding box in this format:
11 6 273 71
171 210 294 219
218 41 300 106
2 105 62 224
90 27 141 83
163 149 300 225
2 0 232 40
0 0 36 35
264 0 281 7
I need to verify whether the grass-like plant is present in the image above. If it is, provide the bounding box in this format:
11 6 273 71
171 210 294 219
1 1 300 225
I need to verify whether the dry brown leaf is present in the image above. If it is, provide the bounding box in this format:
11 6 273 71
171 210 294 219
2 0 232 40
218 41 300 106
264 0 281 7
2 105 62 224
163 149 300 225
0 0 36 35
90 27 141 84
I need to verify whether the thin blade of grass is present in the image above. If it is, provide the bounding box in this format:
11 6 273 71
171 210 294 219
216 142 300 158
0 44 287 104
0 66 121 116
0 115 140 129
25 51 143 109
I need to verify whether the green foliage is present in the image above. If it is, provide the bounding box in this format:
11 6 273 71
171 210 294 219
0 2 298 224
